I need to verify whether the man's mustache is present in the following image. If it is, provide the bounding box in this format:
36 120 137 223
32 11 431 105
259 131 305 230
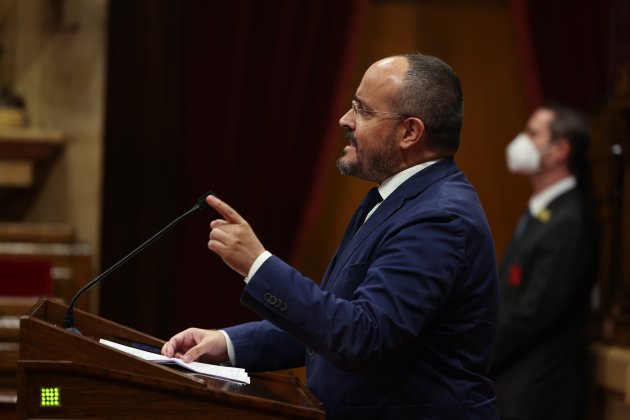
345 130 357 144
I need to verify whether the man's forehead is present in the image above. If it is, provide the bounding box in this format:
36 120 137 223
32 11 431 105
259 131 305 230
357 57 407 100
369 56 408 77
525 108 555 135
527 108 555 130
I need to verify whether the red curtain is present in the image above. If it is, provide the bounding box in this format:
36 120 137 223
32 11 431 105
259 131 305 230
101 0 368 338
509 0 615 112
173 0 368 332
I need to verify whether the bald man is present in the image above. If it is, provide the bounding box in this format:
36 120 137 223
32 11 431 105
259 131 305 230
163 53 498 419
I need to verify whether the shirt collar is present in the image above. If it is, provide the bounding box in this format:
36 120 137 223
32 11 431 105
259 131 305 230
528 176 577 216
378 159 441 199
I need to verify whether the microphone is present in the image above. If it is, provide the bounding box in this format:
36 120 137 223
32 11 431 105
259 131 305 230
62 190 214 333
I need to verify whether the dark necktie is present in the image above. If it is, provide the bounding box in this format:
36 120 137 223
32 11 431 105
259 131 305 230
322 187 383 290
338 187 383 251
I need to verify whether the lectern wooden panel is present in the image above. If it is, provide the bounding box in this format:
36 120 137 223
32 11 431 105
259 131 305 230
17 298 324 419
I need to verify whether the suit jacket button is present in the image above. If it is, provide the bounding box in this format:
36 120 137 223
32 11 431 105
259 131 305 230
279 301 288 311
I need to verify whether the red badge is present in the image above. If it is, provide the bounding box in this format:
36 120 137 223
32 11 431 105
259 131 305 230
508 264 522 287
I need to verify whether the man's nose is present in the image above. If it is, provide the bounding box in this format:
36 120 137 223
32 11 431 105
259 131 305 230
339 108 354 128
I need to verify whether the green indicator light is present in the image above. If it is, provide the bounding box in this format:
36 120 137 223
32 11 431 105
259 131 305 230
40 387 61 407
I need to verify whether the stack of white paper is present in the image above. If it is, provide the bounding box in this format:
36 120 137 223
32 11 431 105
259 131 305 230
99 339 250 384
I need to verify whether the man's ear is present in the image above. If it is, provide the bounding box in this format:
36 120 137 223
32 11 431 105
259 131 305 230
554 137 571 163
399 117 425 150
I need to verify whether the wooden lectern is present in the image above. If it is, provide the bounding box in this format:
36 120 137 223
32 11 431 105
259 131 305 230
17 298 324 419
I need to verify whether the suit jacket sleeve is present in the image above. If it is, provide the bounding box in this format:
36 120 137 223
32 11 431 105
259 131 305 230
233 211 468 371
223 320 306 371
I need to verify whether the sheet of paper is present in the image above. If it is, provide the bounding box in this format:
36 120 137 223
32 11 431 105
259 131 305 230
99 339 250 384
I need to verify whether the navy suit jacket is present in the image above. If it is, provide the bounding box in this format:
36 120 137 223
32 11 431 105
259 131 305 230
224 158 498 419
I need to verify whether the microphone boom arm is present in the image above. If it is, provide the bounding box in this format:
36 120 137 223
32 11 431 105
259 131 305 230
63 195 211 331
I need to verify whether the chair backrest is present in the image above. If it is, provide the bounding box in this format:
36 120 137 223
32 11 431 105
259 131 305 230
0 257 53 296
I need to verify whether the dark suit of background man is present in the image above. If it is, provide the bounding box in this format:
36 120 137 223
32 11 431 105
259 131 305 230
493 104 596 420
163 53 499 419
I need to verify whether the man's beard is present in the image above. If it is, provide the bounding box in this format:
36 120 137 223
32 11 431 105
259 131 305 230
337 130 399 182
336 156 356 176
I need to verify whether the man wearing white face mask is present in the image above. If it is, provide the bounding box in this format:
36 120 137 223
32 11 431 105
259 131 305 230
492 104 597 420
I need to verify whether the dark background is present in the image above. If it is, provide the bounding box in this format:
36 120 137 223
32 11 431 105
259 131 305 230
100 0 629 339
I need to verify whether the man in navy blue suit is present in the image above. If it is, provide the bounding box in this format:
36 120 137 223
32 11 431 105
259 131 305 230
163 53 498 419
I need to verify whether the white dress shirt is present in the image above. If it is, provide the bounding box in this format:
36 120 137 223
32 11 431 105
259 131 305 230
528 176 577 217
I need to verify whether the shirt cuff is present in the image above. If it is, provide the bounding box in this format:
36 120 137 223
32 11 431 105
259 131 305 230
218 329 236 366
244 250 272 284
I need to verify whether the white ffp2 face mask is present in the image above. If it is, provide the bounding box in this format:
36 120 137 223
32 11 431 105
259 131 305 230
506 133 540 174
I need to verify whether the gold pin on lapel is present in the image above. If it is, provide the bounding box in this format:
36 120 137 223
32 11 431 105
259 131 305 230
535 208 551 223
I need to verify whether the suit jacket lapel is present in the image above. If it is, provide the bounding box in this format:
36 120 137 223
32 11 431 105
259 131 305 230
321 158 459 291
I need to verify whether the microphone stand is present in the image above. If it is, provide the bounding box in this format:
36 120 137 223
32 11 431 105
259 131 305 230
63 192 212 333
